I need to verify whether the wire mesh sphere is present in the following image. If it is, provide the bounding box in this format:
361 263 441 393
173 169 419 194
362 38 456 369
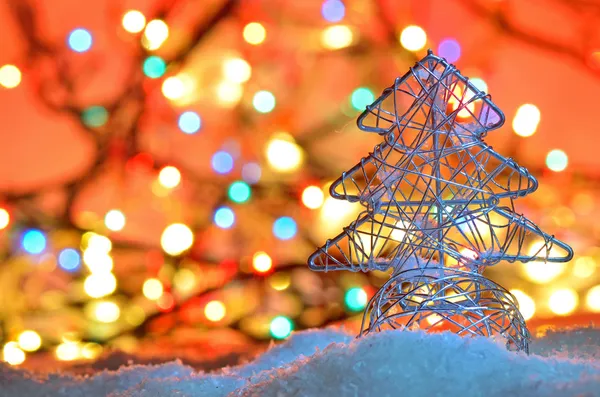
360 268 530 353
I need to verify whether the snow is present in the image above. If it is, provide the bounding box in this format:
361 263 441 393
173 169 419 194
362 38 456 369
1 327 600 396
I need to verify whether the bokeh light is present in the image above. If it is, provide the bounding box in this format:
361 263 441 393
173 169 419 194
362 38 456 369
143 56 166 79
253 251 273 273
321 0 345 22
122 10 146 33
509 289 536 320
228 181 251 203
94 301 121 323
204 300 226 322
214 207 235 229
162 76 186 100
55 342 80 361
143 278 164 300
243 22 266 45
3 342 25 366
0 65 21 89
178 111 201 134
573 256 596 278
105 209 126 232
18 330 42 352
212 151 234 174
548 288 578 316
546 149 568 172
399 25 427 52
223 58 252 84
82 106 109 128
68 28 93 53
143 19 169 50
21 229 47 254
522 241 566 283
58 248 81 272
252 90 276 113
84 273 117 298
158 166 181 188
345 287 367 311
321 25 353 49
302 186 325 209
242 163 262 184
350 87 375 110
266 134 303 172
270 316 293 339
83 249 113 273
0 208 10 229
586 285 600 312
469 78 488 93
273 217 297 240
216 81 244 106
438 38 461 63
161 223 194 256
512 104 541 137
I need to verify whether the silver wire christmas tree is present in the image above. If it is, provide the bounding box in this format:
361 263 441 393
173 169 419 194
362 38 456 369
308 51 573 353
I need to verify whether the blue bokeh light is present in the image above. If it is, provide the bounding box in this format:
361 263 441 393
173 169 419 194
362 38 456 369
321 0 345 22
273 217 297 240
211 151 234 174
21 229 47 254
214 207 235 229
68 28 93 53
438 39 461 63
178 111 202 134
58 248 81 272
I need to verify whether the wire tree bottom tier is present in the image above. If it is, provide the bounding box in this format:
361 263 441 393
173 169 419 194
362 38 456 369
360 268 530 353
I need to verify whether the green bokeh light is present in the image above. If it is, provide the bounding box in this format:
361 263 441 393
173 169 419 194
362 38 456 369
350 87 375 111
228 181 251 203
270 315 293 339
143 56 167 79
82 106 109 128
344 287 367 311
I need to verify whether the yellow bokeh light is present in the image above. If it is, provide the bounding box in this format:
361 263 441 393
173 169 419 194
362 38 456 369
80 343 103 360
574 256 596 278
522 241 566 284
243 22 266 45
269 272 291 291
122 10 146 33
449 86 475 118
142 19 169 50
124 305 146 326
3 342 25 365
320 196 355 223
0 64 22 89
85 233 112 252
94 301 121 323
546 149 568 172
204 300 226 321
399 25 427 52
509 289 536 321
223 58 252 84
83 249 113 273
18 330 42 352
512 104 540 137
162 76 186 100
586 285 600 312
173 268 196 293
0 208 9 229
253 251 273 273
302 186 325 209
84 273 117 298
321 25 353 50
143 278 164 300
216 81 244 106
548 288 578 316
266 133 303 172
105 209 126 231
158 166 181 189
55 342 80 361
161 223 194 256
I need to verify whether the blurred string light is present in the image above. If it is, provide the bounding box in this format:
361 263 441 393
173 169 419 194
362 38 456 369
93 301 120 323
243 22 266 45
350 87 375 110
321 25 353 49
83 248 113 273
158 166 181 188
21 229 47 254
253 90 276 113
143 278 164 300
142 19 169 50
55 341 80 361
242 163 261 184
0 64 21 89
512 104 540 137
302 186 325 209
223 58 252 84
83 232 112 252
204 300 226 321
586 285 600 312
178 111 201 134
162 76 186 100
546 149 568 172
18 330 41 352
399 25 427 52
438 38 461 63
0 208 10 229
105 209 126 231
270 316 293 339
122 10 146 33
216 81 244 106
253 251 273 273
345 287 367 311
82 106 109 128
273 216 297 240
143 56 166 79
3 342 25 366
573 256 596 278
321 0 345 22
212 151 234 174
509 289 535 321
68 28 93 53
214 207 235 229
265 133 303 172
469 77 488 93
228 181 251 203
84 273 117 298
58 248 81 272
522 241 565 283
548 288 578 316
161 223 194 256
